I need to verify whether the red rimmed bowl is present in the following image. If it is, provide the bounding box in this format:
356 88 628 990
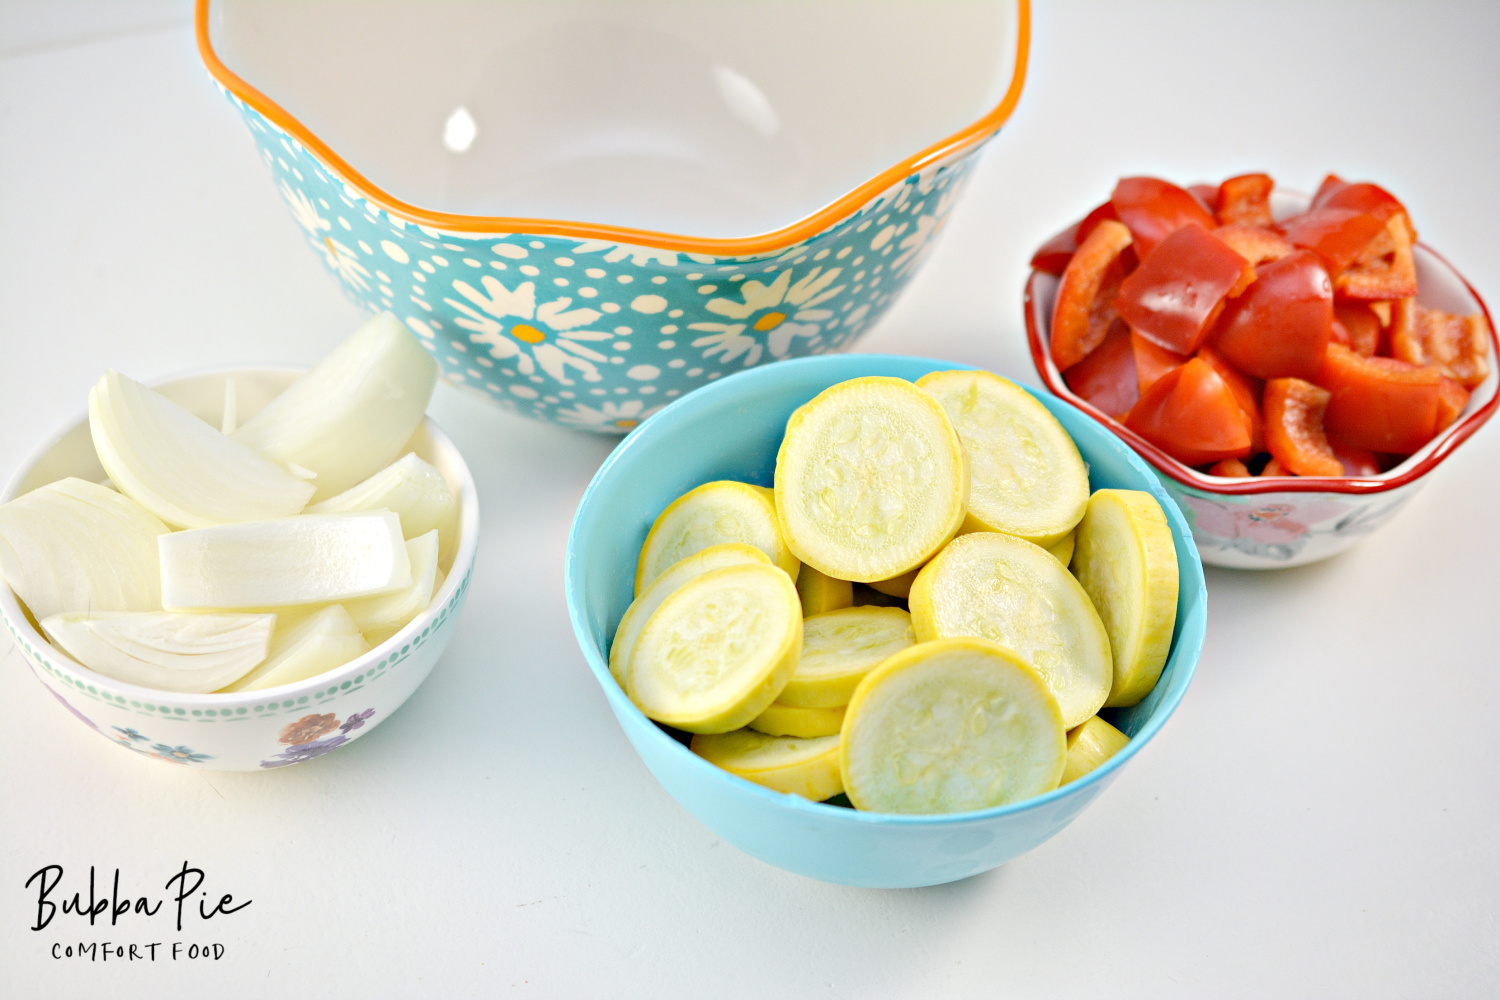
1024 194 1498 569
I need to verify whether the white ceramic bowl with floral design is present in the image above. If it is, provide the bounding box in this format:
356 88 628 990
0 369 478 770
1024 194 1499 569
196 0 1031 432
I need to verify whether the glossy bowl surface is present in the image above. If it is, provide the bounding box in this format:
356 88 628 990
197 1 1030 430
0 369 479 771
1025 192 1499 568
565 354 1206 887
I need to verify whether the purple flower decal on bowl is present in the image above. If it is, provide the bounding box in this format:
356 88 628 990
340 709 376 734
261 734 350 769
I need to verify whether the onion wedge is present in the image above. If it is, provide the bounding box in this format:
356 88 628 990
219 604 369 692
234 312 439 501
42 611 275 693
305 453 458 567
89 369 315 529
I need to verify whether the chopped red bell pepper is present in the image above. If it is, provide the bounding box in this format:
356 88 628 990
1063 319 1139 418
1114 224 1253 355
1076 201 1121 245
1279 208 1387 275
1111 177 1217 258
1050 219 1134 370
1260 457 1291 477
1209 458 1252 477
1328 436 1381 476
1314 343 1442 454
1212 224 1293 268
1312 175 1416 241
1391 302 1493 390
1435 377 1471 434
1124 357 1253 466
1216 173 1275 227
1211 250 1334 380
1335 215 1417 300
1187 184 1219 215
1263 378 1344 476
1131 329 1187 396
1332 301 1382 357
1197 343 1264 452
1030 221 1081 276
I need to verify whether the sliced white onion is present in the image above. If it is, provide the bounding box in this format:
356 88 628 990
41 611 275 693
0 478 169 621
89 369 315 529
160 511 411 611
306 453 458 566
234 312 439 501
219 604 369 692
345 530 438 634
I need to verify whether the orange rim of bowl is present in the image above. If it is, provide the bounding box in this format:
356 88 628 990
1023 243 1500 496
196 0 1031 254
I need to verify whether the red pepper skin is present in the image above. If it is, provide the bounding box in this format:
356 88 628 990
1197 343 1264 453
1216 173 1275 227
1328 436 1381 476
1051 219 1134 370
1076 201 1121 245
1263 378 1344 477
1435 377 1471 434
1336 216 1417 301
1125 357 1253 466
1212 250 1334 380
1131 329 1187 397
1332 301 1382 357
1209 458 1252 477
1314 343 1442 454
1063 319 1139 419
1114 224 1251 355
1030 221 1080 276
1392 302 1493 390
1187 184 1219 216
1312 176 1415 241
1213 224 1293 267
1279 208 1387 275
1111 177 1217 258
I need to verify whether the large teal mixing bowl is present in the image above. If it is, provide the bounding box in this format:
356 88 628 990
565 354 1206 887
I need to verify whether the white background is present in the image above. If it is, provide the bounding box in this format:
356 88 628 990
3 2 1498 997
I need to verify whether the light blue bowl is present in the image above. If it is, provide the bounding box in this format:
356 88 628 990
565 355 1206 887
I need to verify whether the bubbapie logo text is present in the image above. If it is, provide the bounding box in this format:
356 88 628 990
26 862 250 962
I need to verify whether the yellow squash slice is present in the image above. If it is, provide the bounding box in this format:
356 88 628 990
774 377 967 582
916 369 1088 547
747 701 846 739
690 730 842 800
1047 530 1076 568
909 531 1112 729
840 637 1065 814
609 543 770 687
868 565 920 599
627 563 801 734
1069 489 1179 708
779 606 915 708
794 563 853 616
635 481 798 595
1061 715 1130 785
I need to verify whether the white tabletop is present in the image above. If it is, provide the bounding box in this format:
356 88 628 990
3 2 1498 996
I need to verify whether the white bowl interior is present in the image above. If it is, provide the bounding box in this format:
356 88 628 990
2 367 476 700
1028 189 1497 484
210 0 1020 237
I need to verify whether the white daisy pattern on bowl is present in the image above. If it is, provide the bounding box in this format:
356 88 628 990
446 277 613 385
689 266 846 366
219 81 983 433
556 399 664 432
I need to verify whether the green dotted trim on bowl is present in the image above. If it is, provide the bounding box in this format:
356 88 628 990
5 567 471 719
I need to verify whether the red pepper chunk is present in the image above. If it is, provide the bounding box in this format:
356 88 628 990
1031 221 1081 276
1391 302 1492 390
1131 329 1187 397
1336 215 1417 301
1435 377 1471 434
1213 224 1293 267
1051 219 1134 370
1216 173 1275 227
1125 357 1253 466
1312 176 1416 242
1063 319 1139 419
1314 344 1441 454
1263 378 1344 477
1076 201 1121 245
1197 343 1264 452
1329 437 1381 476
1332 301 1382 357
1212 250 1334 380
1111 177 1217 258
1279 208 1387 275
1114 225 1252 355
1209 458 1252 477
1187 184 1219 216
